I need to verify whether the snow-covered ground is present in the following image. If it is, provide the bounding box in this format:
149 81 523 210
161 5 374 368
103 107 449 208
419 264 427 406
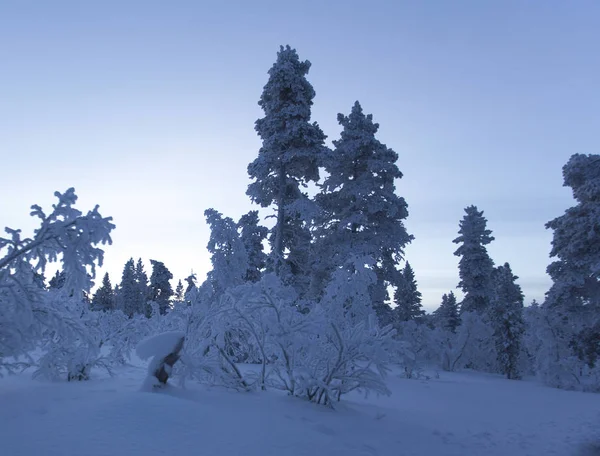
1 362 599 456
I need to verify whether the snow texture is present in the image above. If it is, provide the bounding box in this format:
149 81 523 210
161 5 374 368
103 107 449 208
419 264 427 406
135 331 185 361
1 360 599 456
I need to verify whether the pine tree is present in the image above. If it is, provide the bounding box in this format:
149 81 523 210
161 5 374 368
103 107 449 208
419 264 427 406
116 258 138 317
393 262 424 322
434 291 460 333
453 205 495 314
91 272 114 311
134 258 150 313
314 101 412 318
491 263 525 379
247 45 328 293
149 260 173 315
238 210 268 283
174 280 184 302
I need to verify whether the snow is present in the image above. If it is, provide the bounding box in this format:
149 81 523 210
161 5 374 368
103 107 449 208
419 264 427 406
1 362 599 456
135 331 185 361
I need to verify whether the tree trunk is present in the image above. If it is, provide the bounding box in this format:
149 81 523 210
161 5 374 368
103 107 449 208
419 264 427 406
153 336 185 385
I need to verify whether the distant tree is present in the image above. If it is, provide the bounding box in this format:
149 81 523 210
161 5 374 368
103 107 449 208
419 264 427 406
91 272 115 311
48 270 66 290
313 101 412 320
174 279 184 302
135 258 150 313
491 263 525 379
238 211 268 283
116 258 138 317
393 262 424 322
149 260 173 315
453 205 495 314
247 45 328 293
434 291 460 333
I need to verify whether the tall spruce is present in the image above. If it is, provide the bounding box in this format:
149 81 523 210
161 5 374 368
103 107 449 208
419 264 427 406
434 291 460 333
247 45 328 293
314 101 412 318
91 272 114 311
238 210 268 283
117 258 138 317
453 206 495 314
393 262 424 322
491 263 525 379
149 260 173 315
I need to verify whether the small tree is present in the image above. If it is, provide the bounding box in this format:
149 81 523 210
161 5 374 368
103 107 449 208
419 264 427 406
453 206 495 314
434 291 460 333
91 272 115 311
393 262 424 323
150 260 174 315
491 263 525 379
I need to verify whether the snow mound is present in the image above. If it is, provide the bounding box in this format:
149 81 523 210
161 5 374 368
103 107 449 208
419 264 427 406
135 332 185 361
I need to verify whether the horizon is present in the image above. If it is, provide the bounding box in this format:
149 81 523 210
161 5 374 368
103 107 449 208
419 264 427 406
2 1 598 310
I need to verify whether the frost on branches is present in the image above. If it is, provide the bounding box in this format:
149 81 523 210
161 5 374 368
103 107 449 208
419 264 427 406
0 188 115 379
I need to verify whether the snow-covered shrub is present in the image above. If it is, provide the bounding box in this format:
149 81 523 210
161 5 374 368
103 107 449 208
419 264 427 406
395 320 435 379
0 188 114 378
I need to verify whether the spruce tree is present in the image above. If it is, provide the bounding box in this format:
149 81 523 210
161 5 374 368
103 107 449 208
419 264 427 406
117 258 138 317
314 101 412 318
149 260 174 315
453 205 495 314
174 280 184 302
434 291 460 333
91 272 114 311
393 262 424 322
491 263 525 379
247 45 328 293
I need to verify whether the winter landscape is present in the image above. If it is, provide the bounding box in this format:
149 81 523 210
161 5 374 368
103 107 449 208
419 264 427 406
2 3 600 456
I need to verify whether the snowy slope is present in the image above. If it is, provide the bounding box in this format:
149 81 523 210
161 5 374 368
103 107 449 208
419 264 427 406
0 364 599 456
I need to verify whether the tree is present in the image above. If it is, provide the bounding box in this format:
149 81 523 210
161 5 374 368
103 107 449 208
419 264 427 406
91 272 114 311
135 258 150 314
204 209 248 297
238 210 268 283
116 258 138 317
434 291 460 333
48 270 66 290
150 260 174 315
174 280 184 302
453 205 495 314
491 263 525 379
393 262 424 322
247 45 328 292
0 188 114 375
313 101 412 319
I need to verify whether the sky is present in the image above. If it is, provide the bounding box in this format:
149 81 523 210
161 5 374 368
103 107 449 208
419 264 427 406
1 1 599 310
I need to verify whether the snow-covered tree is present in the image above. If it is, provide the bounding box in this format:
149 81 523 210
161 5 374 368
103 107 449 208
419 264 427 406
536 154 600 390
393 262 424 323
204 208 249 296
313 101 412 318
247 45 328 293
453 206 495 314
149 260 173 315
434 291 460 333
238 210 268 283
490 263 525 379
91 272 115 311
135 258 150 315
0 188 114 375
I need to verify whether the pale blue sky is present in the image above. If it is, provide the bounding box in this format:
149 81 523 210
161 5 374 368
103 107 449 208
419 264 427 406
1 1 598 310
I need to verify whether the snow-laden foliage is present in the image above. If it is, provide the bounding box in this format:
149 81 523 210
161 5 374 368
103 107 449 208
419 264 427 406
247 45 328 292
453 205 495 314
91 272 115 311
0 188 114 377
